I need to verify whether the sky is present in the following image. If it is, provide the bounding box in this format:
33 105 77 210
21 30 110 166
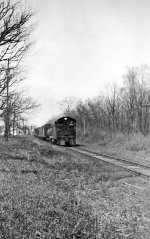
24 0 150 126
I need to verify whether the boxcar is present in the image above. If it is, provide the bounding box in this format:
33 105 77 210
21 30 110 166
34 123 52 140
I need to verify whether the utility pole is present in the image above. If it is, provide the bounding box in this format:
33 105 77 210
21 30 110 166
5 59 10 141
142 104 150 134
83 118 86 134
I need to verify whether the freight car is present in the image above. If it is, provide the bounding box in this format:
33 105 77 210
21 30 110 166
34 117 76 146
34 123 52 140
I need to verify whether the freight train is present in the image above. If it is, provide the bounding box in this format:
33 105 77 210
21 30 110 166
34 117 76 146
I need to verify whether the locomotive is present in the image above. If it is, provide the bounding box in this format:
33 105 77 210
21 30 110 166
34 117 76 146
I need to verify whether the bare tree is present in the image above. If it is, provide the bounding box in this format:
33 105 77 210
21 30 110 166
59 96 77 116
122 65 150 133
2 90 38 136
0 0 34 92
0 0 34 60
0 0 34 100
0 0 35 139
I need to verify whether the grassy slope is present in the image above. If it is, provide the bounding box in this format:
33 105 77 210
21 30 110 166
0 136 150 238
79 132 150 166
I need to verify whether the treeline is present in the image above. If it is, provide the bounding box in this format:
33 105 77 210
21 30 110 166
62 65 150 138
0 0 37 137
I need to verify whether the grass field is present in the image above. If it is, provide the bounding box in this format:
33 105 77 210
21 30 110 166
0 136 150 238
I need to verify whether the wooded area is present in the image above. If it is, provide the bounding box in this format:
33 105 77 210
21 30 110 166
61 65 150 139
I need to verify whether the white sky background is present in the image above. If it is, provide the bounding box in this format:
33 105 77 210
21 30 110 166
24 0 150 126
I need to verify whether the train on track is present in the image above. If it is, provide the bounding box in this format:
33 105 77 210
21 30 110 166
34 116 76 146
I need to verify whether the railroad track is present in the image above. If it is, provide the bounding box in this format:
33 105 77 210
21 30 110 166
68 146 150 177
34 137 150 177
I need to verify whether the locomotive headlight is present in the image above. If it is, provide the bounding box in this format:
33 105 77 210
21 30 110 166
64 117 67 120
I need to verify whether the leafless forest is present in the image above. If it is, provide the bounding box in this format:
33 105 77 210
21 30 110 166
61 65 150 140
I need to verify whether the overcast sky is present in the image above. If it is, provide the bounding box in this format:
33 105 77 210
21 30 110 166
25 0 150 126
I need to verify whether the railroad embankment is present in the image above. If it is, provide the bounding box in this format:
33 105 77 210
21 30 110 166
80 132 150 166
0 136 150 238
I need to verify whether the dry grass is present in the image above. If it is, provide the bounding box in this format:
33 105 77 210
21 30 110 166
0 136 149 238
80 128 150 152
125 133 150 151
79 131 150 166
